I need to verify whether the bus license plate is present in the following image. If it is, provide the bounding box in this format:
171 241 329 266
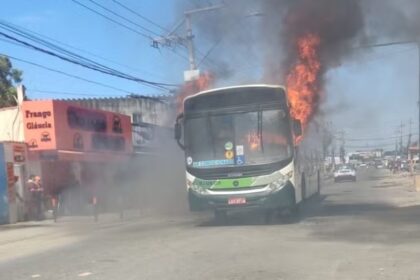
228 198 246 205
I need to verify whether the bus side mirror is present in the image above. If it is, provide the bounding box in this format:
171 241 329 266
293 119 302 137
174 113 185 150
175 123 182 140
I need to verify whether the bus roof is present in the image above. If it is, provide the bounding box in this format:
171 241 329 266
183 84 286 103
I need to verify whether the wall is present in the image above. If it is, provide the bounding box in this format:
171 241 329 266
0 107 24 142
70 97 174 127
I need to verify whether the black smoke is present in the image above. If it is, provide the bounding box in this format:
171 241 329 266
262 0 365 84
175 0 420 116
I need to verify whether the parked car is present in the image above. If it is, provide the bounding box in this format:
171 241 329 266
334 167 356 182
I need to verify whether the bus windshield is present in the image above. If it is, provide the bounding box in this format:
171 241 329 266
185 109 293 168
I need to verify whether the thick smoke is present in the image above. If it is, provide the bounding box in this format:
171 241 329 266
363 0 420 42
177 0 262 84
177 0 420 122
265 0 364 77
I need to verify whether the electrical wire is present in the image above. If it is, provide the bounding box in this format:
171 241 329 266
346 144 397 149
0 20 168 80
0 27 177 90
26 89 110 98
73 0 227 74
111 0 169 33
335 133 417 142
2 53 132 94
86 0 161 37
70 0 152 40
197 37 224 67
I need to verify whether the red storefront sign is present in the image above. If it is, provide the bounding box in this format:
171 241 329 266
22 101 133 160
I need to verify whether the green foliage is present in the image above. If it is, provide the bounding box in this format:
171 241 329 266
0 56 23 108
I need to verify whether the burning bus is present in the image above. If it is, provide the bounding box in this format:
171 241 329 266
175 84 321 222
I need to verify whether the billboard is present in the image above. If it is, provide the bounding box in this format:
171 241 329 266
22 101 132 155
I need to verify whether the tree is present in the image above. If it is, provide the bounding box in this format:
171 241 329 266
0 56 23 108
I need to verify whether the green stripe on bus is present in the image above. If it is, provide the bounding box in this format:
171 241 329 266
199 177 255 189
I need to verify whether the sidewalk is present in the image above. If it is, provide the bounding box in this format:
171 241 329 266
0 209 150 263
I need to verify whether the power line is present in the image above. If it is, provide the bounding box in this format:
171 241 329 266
0 26 177 90
0 20 166 80
356 40 417 50
195 10 242 68
71 0 203 78
28 88 169 99
346 144 396 149
195 47 222 70
86 0 161 37
197 37 224 67
346 47 416 68
26 89 107 98
2 53 132 94
111 0 169 33
70 0 152 40
73 0 223 72
336 133 417 142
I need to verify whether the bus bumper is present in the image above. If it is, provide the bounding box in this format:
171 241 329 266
188 181 296 211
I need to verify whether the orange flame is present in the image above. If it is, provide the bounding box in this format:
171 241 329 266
177 72 213 113
247 132 261 151
286 33 321 136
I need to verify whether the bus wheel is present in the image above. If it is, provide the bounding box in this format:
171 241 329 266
277 206 299 224
317 170 321 195
301 174 306 201
288 204 300 223
264 209 274 224
214 209 227 224
290 204 299 216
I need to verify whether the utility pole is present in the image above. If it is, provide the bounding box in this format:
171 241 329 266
331 124 336 169
418 41 420 161
357 40 420 160
399 121 404 157
339 130 346 164
185 14 196 71
395 137 398 160
394 126 401 159
407 118 412 158
16 84 26 105
152 4 223 80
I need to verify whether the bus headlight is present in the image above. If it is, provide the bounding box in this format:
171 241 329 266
268 175 289 191
191 184 207 194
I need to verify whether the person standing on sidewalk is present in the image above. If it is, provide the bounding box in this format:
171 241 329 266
25 175 36 220
26 175 44 220
33 176 44 220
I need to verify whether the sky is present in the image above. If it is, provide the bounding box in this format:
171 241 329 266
324 44 418 151
0 0 187 98
1 0 418 150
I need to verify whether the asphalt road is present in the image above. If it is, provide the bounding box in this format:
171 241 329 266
2 168 420 280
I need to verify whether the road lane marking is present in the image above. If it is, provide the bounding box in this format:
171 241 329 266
78 272 93 277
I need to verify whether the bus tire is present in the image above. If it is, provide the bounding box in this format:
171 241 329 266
264 209 274 224
214 209 227 224
188 191 204 212
317 170 321 195
301 173 306 201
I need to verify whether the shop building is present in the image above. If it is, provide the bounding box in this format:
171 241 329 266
66 95 175 154
0 142 28 224
0 97 133 223
68 95 173 127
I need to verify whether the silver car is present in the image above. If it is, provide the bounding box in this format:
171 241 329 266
334 168 356 182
